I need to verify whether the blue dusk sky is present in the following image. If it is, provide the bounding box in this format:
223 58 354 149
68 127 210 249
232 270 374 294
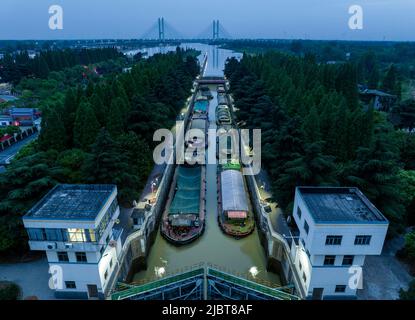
0 0 414 41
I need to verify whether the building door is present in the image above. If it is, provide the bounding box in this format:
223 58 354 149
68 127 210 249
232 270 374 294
312 288 324 300
87 284 99 299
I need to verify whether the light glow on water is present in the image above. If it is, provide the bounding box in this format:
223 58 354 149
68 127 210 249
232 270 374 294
154 266 166 278
249 266 260 278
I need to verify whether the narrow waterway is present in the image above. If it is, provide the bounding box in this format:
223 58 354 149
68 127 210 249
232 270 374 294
132 44 281 286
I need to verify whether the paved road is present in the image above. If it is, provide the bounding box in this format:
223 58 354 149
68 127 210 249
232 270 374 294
0 257 55 299
357 235 413 300
0 132 38 165
254 168 291 237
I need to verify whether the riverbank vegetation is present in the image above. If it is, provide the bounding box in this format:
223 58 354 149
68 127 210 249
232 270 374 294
0 47 199 255
225 50 415 238
0 48 123 84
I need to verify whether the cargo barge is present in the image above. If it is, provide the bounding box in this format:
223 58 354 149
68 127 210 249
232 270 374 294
215 84 255 238
160 88 208 245
161 164 206 245
217 162 255 239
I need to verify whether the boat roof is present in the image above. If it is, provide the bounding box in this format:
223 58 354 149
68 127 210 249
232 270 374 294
169 166 201 215
221 170 249 213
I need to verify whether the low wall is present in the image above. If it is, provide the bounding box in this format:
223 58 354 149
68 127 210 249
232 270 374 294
0 126 38 152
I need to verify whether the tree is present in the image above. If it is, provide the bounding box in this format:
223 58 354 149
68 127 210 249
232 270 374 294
57 149 87 184
403 231 415 260
62 88 78 145
0 150 61 253
34 56 50 78
38 105 67 151
335 63 358 109
106 98 125 137
82 129 139 205
400 279 415 300
117 132 152 187
73 100 100 150
346 127 404 234
392 99 415 131
276 141 337 209
302 106 321 143
382 64 401 97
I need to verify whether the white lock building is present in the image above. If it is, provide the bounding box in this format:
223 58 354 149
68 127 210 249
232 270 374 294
290 187 389 300
23 184 123 299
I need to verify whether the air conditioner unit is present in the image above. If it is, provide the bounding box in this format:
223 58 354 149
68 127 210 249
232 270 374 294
46 243 56 250
65 243 73 249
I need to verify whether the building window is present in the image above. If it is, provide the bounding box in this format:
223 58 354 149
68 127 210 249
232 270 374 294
86 229 97 242
303 220 309 234
323 255 336 266
44 229 66 241
97 198 118 240
110 259 113 269
65 281 76 289
57 251 69 262
104 270 108 280
335 285 346 293
325 235 342 245
298 261 302 270
342 255 354 266
27 228 45 241
67 228 87 242
355 235 371 245
75 252 87 263
302 272 307 283
297 207 302 219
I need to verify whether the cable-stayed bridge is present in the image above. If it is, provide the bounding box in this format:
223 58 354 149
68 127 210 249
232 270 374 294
139 18 232 40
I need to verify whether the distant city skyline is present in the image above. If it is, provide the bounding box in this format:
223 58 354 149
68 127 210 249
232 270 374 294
1 0 414 41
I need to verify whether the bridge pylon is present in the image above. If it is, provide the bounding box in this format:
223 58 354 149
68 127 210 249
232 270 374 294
158 17 165 41
212 20 219 40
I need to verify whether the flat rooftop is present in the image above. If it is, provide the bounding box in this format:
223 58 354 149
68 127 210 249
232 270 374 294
25 184 116 221
297 187 388 224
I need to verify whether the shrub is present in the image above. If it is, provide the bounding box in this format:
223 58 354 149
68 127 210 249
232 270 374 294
0 282 21 300
404 231 415 260
399 279 415 300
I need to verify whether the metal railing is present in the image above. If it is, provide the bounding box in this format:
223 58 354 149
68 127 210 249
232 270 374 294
111 262 300 300
207 267 299 300
112 263 205 300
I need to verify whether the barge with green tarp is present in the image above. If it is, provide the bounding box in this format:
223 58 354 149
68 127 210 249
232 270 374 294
161 164 206 245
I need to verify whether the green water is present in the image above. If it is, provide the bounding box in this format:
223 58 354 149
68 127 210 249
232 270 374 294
132 80 281 285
